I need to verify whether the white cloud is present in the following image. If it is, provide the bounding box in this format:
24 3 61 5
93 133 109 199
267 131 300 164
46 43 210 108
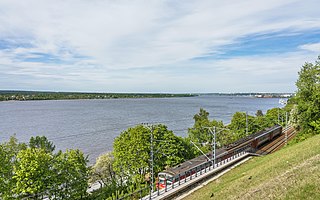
0 0 320 92
299 42 320 52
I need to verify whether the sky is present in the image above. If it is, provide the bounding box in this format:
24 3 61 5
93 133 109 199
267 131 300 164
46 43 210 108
0 0 320 93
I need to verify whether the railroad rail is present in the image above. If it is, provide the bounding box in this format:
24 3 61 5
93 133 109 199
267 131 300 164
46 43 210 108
256 126 296 155
142 151 253 200
123 126 296 200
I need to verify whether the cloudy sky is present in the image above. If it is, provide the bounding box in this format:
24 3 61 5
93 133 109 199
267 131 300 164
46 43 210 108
0 0 319 93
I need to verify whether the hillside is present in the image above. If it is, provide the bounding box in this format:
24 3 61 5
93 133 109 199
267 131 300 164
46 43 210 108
182 134 320 200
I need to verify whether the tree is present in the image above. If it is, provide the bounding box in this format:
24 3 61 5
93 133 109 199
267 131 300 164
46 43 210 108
1 135 90 200
295 56 320 133
13 148 54 199
289 104 299 129
53 149 89 199
0 145 12 199
256 110 264 117
29 136 55 153
90 152 115 188
0 136 26 199
265 108 286 127
187 108 225 153
265 108 279 124
228 112 261 139
113 124 192 185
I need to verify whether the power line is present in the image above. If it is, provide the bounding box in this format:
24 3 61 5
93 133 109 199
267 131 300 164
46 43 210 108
47 118 193 142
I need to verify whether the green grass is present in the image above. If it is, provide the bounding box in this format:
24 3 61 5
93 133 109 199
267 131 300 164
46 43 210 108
183 134 320 200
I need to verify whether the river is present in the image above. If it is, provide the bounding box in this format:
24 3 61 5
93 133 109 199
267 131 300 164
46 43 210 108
0 95 282 163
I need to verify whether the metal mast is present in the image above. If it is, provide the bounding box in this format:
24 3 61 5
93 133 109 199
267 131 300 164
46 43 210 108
246 111 248 136
213 126 216 168
150 125 154 196
142 123 154 199
285 112 288 146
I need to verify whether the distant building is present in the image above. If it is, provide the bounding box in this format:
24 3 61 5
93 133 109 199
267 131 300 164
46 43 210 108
281 94 292 98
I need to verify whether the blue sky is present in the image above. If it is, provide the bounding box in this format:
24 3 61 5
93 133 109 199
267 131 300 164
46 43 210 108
0 0 320 93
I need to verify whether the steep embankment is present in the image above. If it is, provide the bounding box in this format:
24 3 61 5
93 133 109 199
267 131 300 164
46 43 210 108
183 134 320 200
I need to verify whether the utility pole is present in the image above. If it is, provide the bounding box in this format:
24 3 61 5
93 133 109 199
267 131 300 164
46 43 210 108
246 112 248 136
150 125 154 197
285 112 288 146
142 123 154 199
286 112 288 128
206 127 216 168
204 126 231 168
213 126 216 168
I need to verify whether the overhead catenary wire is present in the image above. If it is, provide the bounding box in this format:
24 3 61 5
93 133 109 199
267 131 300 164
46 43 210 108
47 118 193 142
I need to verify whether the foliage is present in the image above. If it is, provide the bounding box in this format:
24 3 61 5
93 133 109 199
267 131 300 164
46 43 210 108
53 149 89 199
228 112 247 138
187 108 227 153
288 104 299 129
113 124 193 185
0 136 26 199
264 107 289 127
29 136 55 153
295 56 320 133
0 136 89 200
265 108 280 125
0 91 195 101
0 145 13 199
227 108 284 143
228 112 262 139
255 110 264 117
13 148 54 199
187 108 281 154
310 119 320 134
90 152 115 188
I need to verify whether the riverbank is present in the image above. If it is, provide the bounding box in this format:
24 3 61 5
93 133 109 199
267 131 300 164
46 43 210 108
0 90 196 101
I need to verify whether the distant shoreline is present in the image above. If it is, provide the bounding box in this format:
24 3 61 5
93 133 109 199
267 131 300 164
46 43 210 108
0 91 196 101
0 90 293 101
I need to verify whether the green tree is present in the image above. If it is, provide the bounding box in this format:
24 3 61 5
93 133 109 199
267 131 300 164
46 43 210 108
53 149 89 199
1 136 90 200
0 145 13 199
13 148 54 199
113 124 192 185
256 110 264 117
187 108 225 153
0 136 26 199
295 56 320 133
29 136 55 153
265 108 286 126
265 108 278 124
228 112 261 139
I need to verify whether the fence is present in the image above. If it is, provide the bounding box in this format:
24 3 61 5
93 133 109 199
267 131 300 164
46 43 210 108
117 149 251 200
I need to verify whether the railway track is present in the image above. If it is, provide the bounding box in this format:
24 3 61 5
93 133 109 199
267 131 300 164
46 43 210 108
256 126 296 155
136 125 296 200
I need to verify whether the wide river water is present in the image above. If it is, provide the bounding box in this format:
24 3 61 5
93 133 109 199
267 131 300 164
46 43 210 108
0 95 282 163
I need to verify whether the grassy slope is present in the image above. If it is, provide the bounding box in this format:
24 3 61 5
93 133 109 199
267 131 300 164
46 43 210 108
183 134 320 200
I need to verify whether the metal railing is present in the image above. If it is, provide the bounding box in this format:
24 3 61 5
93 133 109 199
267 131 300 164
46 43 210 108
114 149 251 200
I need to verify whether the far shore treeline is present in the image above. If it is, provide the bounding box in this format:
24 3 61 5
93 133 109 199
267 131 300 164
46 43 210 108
0 91 294 101
0 91 196 101
0 56 319 199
